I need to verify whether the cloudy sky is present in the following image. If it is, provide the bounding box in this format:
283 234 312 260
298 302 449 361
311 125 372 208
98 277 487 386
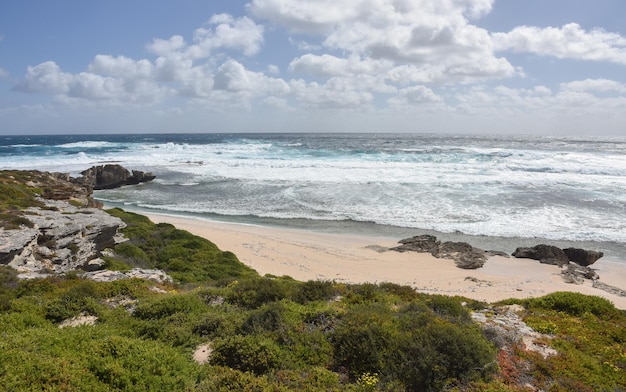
1 0 625 135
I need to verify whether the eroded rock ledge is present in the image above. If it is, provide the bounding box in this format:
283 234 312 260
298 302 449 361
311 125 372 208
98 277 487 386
0 168 167 282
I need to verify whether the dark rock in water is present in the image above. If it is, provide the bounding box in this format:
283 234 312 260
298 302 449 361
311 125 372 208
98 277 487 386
74 164 155 190
512 244 569 267
391 235 487 269
562 247 603 266
391 235 440 255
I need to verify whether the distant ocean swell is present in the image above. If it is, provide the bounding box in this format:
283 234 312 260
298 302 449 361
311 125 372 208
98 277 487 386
1 133 626 255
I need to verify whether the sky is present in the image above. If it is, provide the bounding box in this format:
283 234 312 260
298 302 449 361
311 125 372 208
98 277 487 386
1 0 626 136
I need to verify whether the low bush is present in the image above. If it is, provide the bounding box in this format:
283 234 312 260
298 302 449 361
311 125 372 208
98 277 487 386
226 277 295 309
45 280 102 322
210 334 283 375
528 291 619 318
133 292 207 320
293 280 337 304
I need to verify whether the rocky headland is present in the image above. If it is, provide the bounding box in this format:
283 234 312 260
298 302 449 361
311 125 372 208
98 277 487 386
0 166 163 282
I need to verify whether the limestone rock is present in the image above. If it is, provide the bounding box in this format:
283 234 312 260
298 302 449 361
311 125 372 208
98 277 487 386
1 201 126 275
83 268 173 284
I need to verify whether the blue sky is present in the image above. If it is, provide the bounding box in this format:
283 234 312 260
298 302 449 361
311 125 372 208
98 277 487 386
1 0 625 135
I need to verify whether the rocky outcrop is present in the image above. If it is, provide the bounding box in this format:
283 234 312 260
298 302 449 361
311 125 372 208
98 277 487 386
1 200 126 275
512 245 570 267
512 245 604 268
562 248 604 267
83 268 173 284
73 164 155 190
512 244 609 287
391 234 489 269
0 168 174 283
393 234 441 254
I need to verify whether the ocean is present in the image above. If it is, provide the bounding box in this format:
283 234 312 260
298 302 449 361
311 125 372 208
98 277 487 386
2 133 626 262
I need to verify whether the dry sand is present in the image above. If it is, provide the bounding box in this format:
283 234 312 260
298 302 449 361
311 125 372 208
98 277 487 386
145 213 626 309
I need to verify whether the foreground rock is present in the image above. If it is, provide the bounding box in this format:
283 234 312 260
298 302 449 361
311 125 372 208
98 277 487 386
73 164 155 190
0 168 165 281
391 235 491 269
1 200 126 275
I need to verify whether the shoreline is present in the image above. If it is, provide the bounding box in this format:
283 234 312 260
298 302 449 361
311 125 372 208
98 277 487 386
142 211 626 309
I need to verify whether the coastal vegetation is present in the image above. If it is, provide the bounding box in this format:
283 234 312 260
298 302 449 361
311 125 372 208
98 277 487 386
1 263 625 391
1 169 625 390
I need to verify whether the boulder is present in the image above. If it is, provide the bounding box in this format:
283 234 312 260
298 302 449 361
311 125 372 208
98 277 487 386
562 247 603 266
391 235 441 255
512 244 569 267
439 241 487 269
74 164 155 190
391 235 487 269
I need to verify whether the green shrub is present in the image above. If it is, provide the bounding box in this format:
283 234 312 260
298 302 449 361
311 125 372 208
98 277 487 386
379 282 419 301
529 292 619 318
45 280 102 322
427 294 471 322
85 335 200 390
196 366 272 391
293 280 337 304
210 334 283 375
393 320 496 391
226 277 295 309
343 283 382 304
331 303 397 377
133 292 207 320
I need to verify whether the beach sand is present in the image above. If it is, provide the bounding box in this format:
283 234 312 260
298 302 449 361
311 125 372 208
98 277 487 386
145 213 626 309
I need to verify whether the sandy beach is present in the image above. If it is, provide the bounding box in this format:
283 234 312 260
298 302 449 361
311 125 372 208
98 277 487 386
145 213 626 309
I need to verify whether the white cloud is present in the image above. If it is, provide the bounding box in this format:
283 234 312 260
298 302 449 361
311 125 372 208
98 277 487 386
492 23 626 65
561 79 626 93
253 0 514 84
0 67 8 78
15 59 165 104
147 14 264 59
88 55 153 79
452 79 626 121
16 61 72 94
387 85 443 108
289 54 391 78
